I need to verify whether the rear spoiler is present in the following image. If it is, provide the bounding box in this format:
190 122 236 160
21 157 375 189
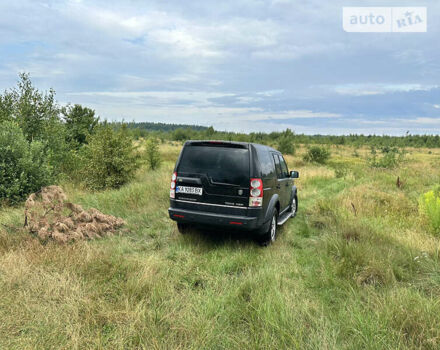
186 140 248 149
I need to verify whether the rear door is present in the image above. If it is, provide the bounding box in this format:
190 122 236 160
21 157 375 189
278 154 292 211
175 142 250 207
272 153 291 211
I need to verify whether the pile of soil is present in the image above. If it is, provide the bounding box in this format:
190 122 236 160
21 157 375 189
24 186 125 243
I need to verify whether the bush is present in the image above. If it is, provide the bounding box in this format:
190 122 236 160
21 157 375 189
172 128 192 141
80 125 140 190
303 146 330 164
146 138 161 170
368 146 405 169
419 187 440 234
277 136 296 155
332 164 349 178
0 121 53 204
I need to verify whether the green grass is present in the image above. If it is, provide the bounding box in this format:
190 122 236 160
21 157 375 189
1 145 440 349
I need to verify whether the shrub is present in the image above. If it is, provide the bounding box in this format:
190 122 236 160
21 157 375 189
0 121 53 204
277 136 296 155
303 146 330 164
332 164 349 178
172 128 191 141
146 137 161 170
80 125 140 190
368 146 405 169
419 187 440 234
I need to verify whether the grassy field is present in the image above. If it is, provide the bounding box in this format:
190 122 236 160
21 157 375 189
1 143 440 349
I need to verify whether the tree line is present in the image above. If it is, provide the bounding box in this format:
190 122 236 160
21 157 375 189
1 73 439 205
122 123 440 149
0 74 141 204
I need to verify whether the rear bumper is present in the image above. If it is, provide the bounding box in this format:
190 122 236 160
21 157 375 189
168 207 261 231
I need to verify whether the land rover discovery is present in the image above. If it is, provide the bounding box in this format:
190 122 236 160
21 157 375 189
168 140 299 245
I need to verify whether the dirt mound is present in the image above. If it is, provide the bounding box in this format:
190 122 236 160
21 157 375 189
25 186 125 243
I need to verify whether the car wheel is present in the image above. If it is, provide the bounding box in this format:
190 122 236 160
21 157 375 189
177 223 190 234
259 208 278 246
290 195 298 218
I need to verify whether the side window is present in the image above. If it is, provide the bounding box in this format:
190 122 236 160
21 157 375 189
258 148 274 177
279 155 289 178
272 153 282 178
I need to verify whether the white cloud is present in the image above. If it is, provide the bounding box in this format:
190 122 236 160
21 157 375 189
1 0 439 135
67 91 235 107
332 84 439 96
399 117 440 125
61 88 341 133
257 89 284 97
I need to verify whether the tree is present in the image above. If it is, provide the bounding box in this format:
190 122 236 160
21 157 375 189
172 128 191 141
80 124 140 190
0 121 53 204
62 104 99 147
5 73 59 142
205 126 215 138
145 138 161 170
277 136 296 155
0 73 68 176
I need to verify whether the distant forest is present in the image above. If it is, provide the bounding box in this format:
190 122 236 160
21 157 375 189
125 122 209 132
116 122 440 148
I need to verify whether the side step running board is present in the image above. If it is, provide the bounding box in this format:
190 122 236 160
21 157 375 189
277 210 293 226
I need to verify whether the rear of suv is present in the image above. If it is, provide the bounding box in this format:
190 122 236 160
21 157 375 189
168 140 299 245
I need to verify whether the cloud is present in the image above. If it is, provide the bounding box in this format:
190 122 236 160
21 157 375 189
398 117 440 125
0 0 439 135
67 90 235 105
331 84 439 96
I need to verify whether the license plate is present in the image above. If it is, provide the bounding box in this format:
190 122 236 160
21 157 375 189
176 186 203 195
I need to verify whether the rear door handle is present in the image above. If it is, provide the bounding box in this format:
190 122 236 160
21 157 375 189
178 177 202 185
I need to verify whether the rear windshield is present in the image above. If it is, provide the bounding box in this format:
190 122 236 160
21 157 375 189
178 144 249 186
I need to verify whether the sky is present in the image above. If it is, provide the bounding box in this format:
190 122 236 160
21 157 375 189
0 0 439 135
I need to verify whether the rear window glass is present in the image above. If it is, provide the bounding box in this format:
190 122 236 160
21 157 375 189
178 145 249 186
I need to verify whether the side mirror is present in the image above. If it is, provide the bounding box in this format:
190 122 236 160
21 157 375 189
290 170 299 179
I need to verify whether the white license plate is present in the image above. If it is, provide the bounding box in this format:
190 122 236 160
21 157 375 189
176 186 203 195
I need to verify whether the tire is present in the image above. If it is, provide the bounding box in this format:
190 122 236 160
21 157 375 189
290 195 298 218
258 208 278 246
177 223 191 234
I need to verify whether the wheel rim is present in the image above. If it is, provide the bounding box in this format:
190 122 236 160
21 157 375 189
291 197 297 214
270 215 276 241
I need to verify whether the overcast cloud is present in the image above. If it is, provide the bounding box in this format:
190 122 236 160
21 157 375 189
1 0 439 134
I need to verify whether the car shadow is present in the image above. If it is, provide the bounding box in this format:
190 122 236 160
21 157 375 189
183 225 259 248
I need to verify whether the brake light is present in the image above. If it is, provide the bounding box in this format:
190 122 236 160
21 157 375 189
170 172 177 198
249 178 263 207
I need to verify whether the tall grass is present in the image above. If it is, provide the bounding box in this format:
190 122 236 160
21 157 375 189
0 145 440 349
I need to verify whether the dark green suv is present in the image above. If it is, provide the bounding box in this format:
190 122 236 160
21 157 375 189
168 140 299 245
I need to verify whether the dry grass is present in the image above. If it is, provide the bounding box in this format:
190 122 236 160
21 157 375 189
1 143 440 349
24 186 125 243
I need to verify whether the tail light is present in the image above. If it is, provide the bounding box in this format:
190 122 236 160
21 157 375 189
249 178 263 207
170 172 177 198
